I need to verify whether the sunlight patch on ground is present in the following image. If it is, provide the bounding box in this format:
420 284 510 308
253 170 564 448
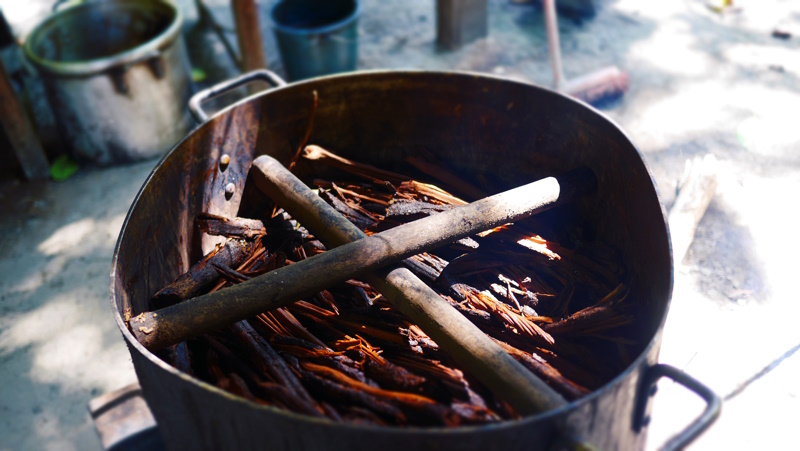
632 79 800 150
0 0 50 36
612 0 685 20
0 299 81 354
632 81 732 144
727 82 800 156
31 322 133 393
716 172 800 311
737 114 800 157
34 412 80 451
724 42 800 76
628 21 712 77
37 218 96 256
651 166 800 449
105 213 127 242
7 213 126 295
0 295 136 394
649 142 800 448
726 0 800 33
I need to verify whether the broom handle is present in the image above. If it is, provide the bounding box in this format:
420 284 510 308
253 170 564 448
544 0 565 91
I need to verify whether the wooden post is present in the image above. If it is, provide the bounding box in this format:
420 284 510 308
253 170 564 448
231 0 267 73
436 0 488 51
0 59 49 180
557 0 596 18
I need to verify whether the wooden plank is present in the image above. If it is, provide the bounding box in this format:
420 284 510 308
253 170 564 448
668 154 718 266
0 59 49 180
88 383 165 451
436 0 488 50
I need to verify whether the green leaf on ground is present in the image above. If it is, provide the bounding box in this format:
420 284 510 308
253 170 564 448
50 155 79 181
191 68 207 83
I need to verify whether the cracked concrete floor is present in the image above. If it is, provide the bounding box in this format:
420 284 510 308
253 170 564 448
1 0 799 449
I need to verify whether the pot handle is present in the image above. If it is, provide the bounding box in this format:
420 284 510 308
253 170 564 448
188 69 287 123
636 364 721 451
52 0 81 12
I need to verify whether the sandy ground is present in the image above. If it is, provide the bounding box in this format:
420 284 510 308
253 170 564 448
1 0 799 449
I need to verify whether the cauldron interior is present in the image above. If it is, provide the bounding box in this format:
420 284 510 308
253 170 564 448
112 71 671 451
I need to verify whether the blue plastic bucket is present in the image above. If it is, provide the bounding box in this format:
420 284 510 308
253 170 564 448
270 0 360 80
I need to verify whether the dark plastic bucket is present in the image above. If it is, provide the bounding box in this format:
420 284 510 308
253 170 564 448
270 0 359 80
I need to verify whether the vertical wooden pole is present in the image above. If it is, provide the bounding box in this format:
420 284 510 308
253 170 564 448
0 60 49 180
436 0 488 51
231 0 267 72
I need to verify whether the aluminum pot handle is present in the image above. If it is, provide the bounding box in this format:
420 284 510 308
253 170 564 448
636 364 721 451
52 0 81 12
188 69 287 123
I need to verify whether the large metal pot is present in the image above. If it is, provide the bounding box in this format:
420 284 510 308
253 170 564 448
111 70 719 450
24 0 192 165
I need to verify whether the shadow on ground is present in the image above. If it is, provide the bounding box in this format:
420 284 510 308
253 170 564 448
0 161 156 450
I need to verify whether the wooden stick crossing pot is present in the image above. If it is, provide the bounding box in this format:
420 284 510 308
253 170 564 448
130 155 598 414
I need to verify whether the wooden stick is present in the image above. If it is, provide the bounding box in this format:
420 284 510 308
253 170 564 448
668 154 718 266
231 0 267 74
150 239 252 310
131 156 595 415
227 321 319 410
366 266 567 414
248 155 581 414
131 169 584 346
303 145 409 185
196 214 266 239
404 154 488 201
0 59 49 180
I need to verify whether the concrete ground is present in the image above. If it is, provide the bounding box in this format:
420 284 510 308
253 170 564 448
1 0 798 449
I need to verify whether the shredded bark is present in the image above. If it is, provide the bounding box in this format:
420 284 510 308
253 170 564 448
154 144 637 427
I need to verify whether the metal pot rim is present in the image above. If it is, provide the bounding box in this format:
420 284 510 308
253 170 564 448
111 69 675 434
23 0 182 78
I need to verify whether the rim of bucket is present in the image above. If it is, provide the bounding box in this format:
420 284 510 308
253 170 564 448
23 0 182 77
270 0 361 36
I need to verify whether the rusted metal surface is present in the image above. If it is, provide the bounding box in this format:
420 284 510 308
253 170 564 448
111 71 674 450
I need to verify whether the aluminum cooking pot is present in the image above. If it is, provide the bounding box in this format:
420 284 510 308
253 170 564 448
111 70 719 450
24 0 193 165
